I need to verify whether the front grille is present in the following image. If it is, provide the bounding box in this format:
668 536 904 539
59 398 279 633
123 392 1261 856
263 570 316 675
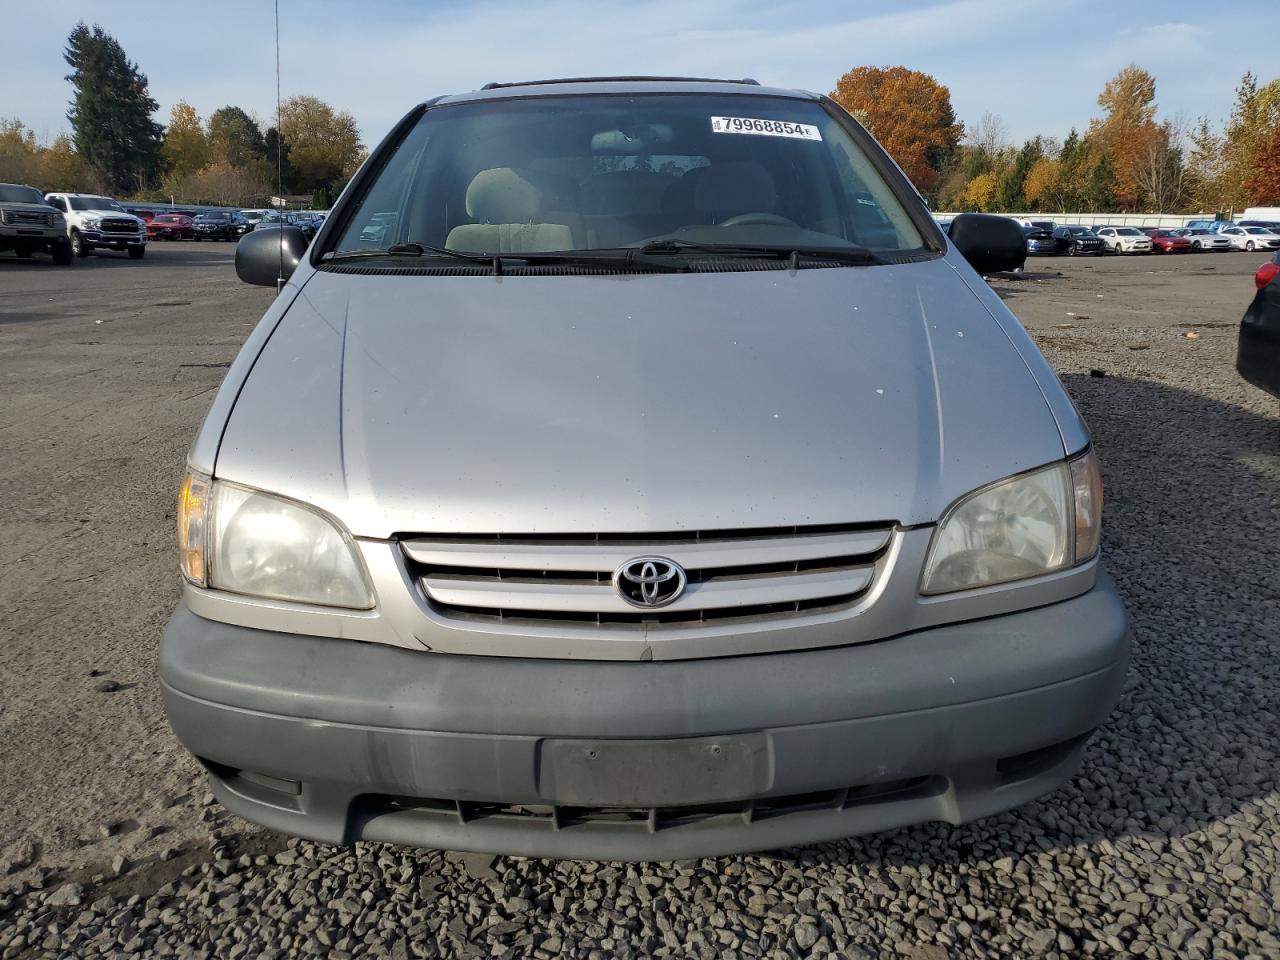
100 217 138 234
402 523 893 627
2 210 54 227
359 775 943 834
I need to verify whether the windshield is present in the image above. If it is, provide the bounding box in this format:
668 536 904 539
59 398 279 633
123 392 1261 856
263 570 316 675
0 185 46 204
1245 227 1273 235
200 213 230 220
1115 228 1142 236
70 196 124 211
1067 227 1091 236
332 93 928 259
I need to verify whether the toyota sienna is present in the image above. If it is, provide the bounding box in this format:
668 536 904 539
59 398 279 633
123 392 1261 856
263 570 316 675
161 77 1129 860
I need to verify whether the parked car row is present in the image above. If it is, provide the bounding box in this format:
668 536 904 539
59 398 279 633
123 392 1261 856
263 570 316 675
1011 219 1280 257
2 182 331 265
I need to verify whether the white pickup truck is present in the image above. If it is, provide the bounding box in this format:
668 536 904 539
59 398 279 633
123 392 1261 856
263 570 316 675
43 192 147 259
0 183 72 264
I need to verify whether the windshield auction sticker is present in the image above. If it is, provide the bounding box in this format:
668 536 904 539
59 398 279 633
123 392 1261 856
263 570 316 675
711 117 822 140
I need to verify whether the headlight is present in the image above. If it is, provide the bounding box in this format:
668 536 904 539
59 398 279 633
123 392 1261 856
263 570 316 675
921 451 1102 595
177 471 373 609
82 216 100 229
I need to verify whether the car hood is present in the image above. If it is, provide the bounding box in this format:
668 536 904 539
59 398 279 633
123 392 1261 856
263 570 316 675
0 202 61 215
214 257 1068 536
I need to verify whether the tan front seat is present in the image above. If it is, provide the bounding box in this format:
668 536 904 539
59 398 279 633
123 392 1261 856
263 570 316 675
445 168 579 253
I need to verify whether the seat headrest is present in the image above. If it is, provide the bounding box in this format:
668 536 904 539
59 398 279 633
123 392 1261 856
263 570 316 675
466 168 545 223
694 162 778 214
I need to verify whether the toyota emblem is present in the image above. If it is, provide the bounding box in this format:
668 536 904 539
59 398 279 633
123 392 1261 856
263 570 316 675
614 556 687 608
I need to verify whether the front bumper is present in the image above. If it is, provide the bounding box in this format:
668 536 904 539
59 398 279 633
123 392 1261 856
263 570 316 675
162 576 1129 860
0 226 63 243
82 230 145 247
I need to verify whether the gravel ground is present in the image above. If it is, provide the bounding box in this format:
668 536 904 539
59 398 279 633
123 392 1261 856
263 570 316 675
1 246 1278 958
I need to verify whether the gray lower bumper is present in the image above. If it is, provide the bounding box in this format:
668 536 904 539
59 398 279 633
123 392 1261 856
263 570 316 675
161 577 1129 860
83 232 144 246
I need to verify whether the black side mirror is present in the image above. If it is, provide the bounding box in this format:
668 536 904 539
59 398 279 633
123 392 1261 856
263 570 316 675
235 226 308 289
948 213 1026 274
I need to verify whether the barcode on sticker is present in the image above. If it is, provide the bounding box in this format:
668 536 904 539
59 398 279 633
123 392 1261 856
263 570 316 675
711 116 822 140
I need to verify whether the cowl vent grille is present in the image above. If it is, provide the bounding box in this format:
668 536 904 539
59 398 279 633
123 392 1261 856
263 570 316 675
320 258 857 277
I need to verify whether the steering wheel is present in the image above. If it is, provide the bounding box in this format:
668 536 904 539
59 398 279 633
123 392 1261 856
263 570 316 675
719 212 798 228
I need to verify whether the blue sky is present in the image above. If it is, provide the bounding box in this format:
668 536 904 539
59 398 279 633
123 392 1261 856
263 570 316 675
6 0 1274 150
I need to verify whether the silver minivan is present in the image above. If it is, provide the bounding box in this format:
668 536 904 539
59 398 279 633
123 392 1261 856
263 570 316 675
162 77 1128 860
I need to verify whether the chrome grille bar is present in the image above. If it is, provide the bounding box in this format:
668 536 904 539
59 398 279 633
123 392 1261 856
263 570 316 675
403 524 893 627
421 567 874 615
402 529 890 573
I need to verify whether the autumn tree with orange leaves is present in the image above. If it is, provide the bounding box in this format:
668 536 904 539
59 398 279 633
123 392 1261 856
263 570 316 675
1245 124 1280 204
830 66 963 194
1088 65 1163 209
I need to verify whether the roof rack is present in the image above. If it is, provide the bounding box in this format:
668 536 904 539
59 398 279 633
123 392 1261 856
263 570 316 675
480 76 761 91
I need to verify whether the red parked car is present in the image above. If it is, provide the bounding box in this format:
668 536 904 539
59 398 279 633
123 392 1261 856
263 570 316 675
1145 229 1192 254
148 213 195 240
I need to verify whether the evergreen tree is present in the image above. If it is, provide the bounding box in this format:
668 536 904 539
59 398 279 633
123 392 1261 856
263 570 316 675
263 127 295 195
996 137 1048 211
63 22 163 194
1084 154 1118 211
208 107 268 168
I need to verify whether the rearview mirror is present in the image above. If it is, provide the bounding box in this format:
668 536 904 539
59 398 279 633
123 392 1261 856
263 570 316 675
235 226 308 289
947 213 1026 274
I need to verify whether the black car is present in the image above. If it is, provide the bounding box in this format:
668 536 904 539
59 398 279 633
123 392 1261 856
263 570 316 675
296 214 325 241
1023 225 1058 255
1052 225 1104 256
1238 251 1280 398
192 212 252 241
259 212 324 242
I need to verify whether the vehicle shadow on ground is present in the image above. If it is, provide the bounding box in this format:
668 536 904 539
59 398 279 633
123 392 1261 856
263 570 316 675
0 248 233 271
762 372 1280 871
985 269 1063 301
0 311 63 325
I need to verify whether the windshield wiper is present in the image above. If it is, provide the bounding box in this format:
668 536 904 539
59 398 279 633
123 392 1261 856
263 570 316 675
637 238 885 265
323 242 492 266
322 243 685 273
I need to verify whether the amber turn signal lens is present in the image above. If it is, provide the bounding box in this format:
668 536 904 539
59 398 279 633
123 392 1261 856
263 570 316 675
178 470 210 586
1069 450 1103 562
